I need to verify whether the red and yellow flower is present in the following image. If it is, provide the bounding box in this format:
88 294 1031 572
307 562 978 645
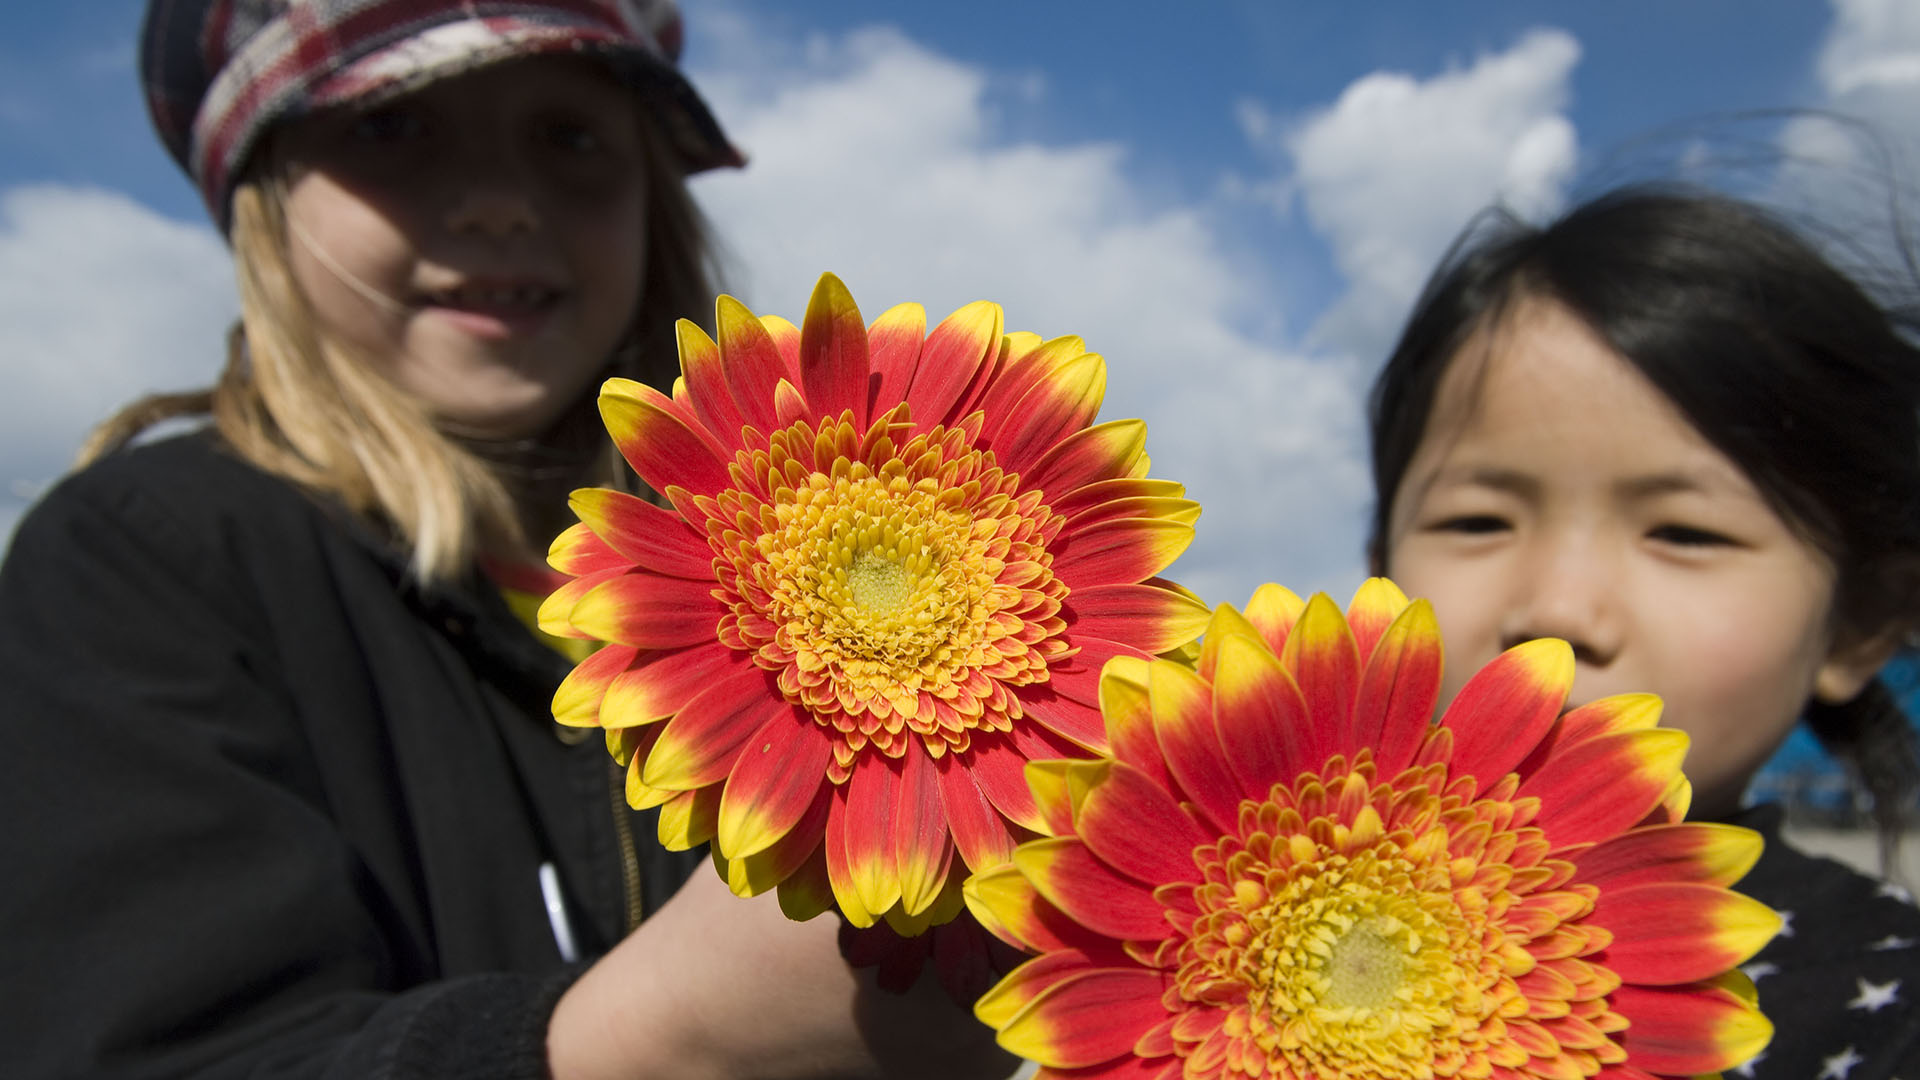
539 272 1207 933
964 579 1778 1080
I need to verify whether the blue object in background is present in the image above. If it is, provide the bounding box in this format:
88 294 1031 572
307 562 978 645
1747 650 1920 824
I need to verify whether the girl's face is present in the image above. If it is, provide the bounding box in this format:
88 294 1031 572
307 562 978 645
1383 296 1883 819
277 56 650 439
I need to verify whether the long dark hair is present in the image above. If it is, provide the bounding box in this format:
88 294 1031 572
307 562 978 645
1368 187 1920 857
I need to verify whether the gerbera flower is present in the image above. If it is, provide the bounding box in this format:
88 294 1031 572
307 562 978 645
964 579 1778 1080
539 273 1208 934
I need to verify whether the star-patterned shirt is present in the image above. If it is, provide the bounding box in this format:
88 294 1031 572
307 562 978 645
1725 804 1920 1079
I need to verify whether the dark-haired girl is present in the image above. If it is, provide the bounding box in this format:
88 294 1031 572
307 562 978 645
1369 188 1920 1077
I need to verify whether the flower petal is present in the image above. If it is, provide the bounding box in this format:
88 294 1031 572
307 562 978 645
1277 593 1362 750
724 783 832 897
552 643 639 728
799 272 870 428
1065 583 1211 655
998 968 1171 1068
975 950 1098 1030
547 521 629 577
967 731 1047 833
714 296 795 431
567 572 726 649
841 752 905 918
906 299 1003 429
1209 630 1318 797
599 640 743 728
1100 655 1174 792
717 709 834 859
1520 729 1690 847
824 786 876 929
568 488 715 580
991 352 1108 477
1441 638 1575 793
654 784 721 851
866 301 926 415
1014 837 1171 941
1243 582 1305 657
1610 975 1773 1075
1052 518 1195 591
677 318 749 440
1044 636 1153 712
964 862 1123 957
1345 577 1412 662
643 667 789 790
1587 882 1780 984
975 334 1084 424
598 378 733 499
894 740 954 916
1148 660 1241 834
1349 598 1443 778
536 567 624 639
1052 477 1187 523
1569 822 1764 891
1022 419 1148 504
938 747 1017 870
1076 760 1210 887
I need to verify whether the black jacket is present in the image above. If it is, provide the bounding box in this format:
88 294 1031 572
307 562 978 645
0 434 701 1078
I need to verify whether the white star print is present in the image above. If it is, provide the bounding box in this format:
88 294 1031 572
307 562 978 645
1872 934 1917 951
1776 909 1795 938
1822 1046 1864 1080
1878 880 1916 905
1742 961 1779 982
1849 977 1901 1012
1732 1050 1767 1078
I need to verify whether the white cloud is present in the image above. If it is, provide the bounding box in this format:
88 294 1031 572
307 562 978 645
686 18 1372 603
1243 28 1581 362
0 185 235 539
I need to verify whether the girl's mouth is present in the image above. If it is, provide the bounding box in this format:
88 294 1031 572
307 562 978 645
420 282 563 338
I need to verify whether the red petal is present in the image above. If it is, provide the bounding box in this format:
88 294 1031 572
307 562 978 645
1064 583 1211 655
799 272 870 428
1344 577 1411 661
717 710 834 859
1020 685 1113 754
1520 729 1689 848
905 300 1002 430
894 740 954 917
866 301 925 415
1022 419 1148 506
998 968 1170 1068
1588 882 1781 984
1441 638 1574 793
1053 519 1194 591
1046 637 1153 711
989 353 1107 477
598 380 733 498
568 488 714 580
1610 978 1774 1075
1209 631 1318 797
1050 477 1187 522
1148 661 1241 834
1349 598 1443 778
1100 656 1175 792
723 782 831 897
600 640 744 728
547 521 630 577
714 296 796 432
567 573 726 649
1277 593 1362 751
1076 760 1210 887
642 667 790 790
1015 838 1171 941
968 732 1046 832
677 319 749 441
974 334 1083 428
1569 822 1764 891
552 643 640 728
841 752 904 917
1242 583 1305 657
938 749 1017 871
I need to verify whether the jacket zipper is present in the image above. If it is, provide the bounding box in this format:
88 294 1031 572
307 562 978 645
609 760 644 933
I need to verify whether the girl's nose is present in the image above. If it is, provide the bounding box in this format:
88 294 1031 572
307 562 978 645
1497 543 1622 667
444 183 538 237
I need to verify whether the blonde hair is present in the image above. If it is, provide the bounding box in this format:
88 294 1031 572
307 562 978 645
80 110 717 583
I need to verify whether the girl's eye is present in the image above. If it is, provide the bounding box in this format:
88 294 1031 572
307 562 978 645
1432 514 1509 535
542 119 606 154
1648 523 1734 547
351 107 426 143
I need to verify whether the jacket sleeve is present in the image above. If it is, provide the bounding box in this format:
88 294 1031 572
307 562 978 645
0 465 572 1080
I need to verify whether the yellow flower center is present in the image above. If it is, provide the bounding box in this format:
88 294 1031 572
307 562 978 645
1169 756 1619 1080
703 413 1072 780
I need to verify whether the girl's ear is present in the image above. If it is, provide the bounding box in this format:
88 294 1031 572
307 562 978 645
1813 631 1904 704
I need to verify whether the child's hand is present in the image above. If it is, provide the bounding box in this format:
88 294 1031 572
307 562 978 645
548 866 1020 1080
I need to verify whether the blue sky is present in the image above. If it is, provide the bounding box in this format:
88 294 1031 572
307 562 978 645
2 0 1916 610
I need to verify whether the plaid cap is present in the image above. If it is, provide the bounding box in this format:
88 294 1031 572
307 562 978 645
141 0 744 228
